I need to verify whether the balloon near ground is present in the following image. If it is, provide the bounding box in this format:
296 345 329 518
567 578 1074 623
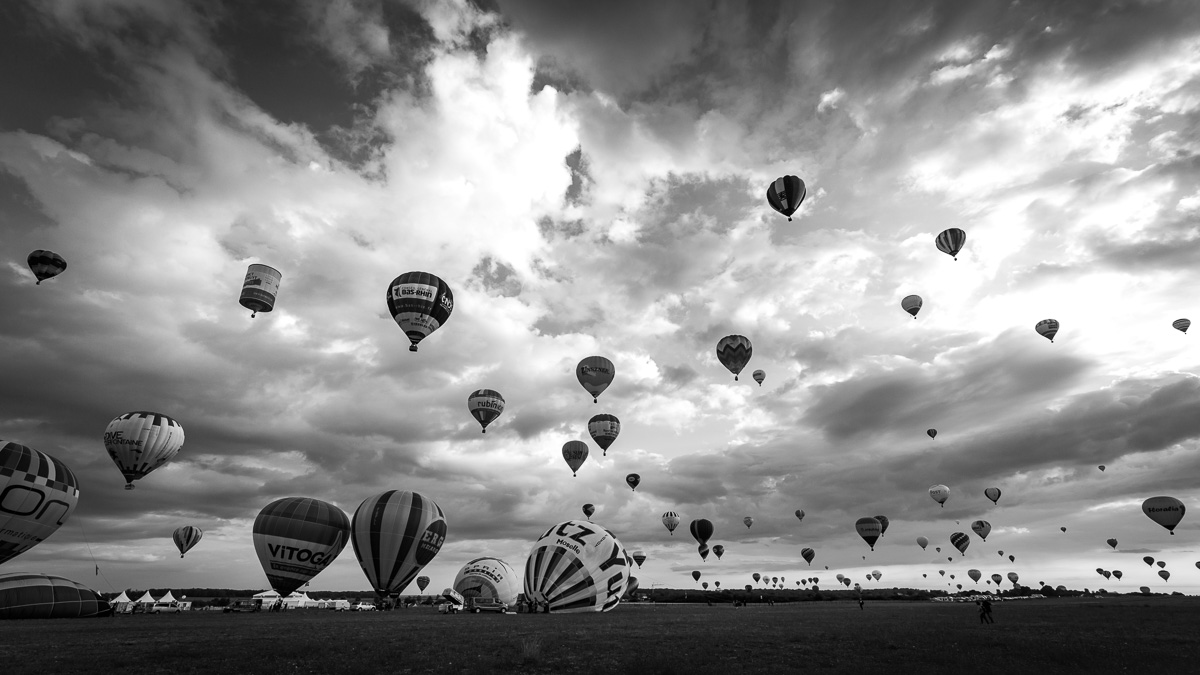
716 335 753 381
0 573 110 619
172 526 203 558
1142 496 1185 534
766 175 806 221
576 356 615 403
386 271 453 352
692 570 701 582
453 557 520 608
239 263 281 317
523 520 630 613
467 389 505 433
0 441 80 566
103 411 185 490
253 497 351 596
416 576 430 592
587 414 620 455
351 490 447 596
26 250 67 284
1172 318 1190 334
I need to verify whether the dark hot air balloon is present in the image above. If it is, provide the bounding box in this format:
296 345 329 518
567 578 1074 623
26 250 67 285
254 497 351 596
766 175 806 221
716 335 753 381
588 414 620 455
386 271 453 352
172 526 203 558
935 228 966 260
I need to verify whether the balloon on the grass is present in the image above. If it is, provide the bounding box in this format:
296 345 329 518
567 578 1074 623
0 441 80 566
386 271 453 352
103 411 185 490
254 497 351 596
524 520 630 613
173 526 203 558
351 490 446 596
453 557 520 608
0 573 109 619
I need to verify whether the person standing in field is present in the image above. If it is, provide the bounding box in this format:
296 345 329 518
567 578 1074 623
981 599 994 624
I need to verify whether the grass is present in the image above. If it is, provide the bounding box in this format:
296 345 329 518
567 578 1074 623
2 597 1200 674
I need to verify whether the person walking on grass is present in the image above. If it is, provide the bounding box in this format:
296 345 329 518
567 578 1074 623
981 599 994 624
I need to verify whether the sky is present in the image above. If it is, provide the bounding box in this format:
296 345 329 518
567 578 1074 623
2 0 1200 597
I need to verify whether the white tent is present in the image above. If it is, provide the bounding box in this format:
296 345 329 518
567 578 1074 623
134 591 156 604
112 591 131 604
252 590 317 609
158 590 178 603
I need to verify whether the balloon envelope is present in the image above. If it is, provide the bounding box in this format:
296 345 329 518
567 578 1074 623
562 441 589 476
467 389 505 432
1173 318 1191 334
253 497 351 596
801 548 815 565
576 356 615 403
1144 556 1155 566
103 411 185 490
582 504 595 520
752 370 766 386
968 569 982 583
971 520 992 541
386 271 453 352
689 519 714 546
351 490 447 595
716 335 753 381
1107 538 1118 549
766 175 806 220
625 473 640 491
524 520 630 613
632 551 647 568
587 414 620 454
929 484 950 506
744 517 754 528
795 510 805 522
0 573 109 619
855 517 882 550
873 515 890 536
1142 496 1185 534
991 574 1002 584
662 512 680 535
26 250 67 284
172 525 203 558
901 295 922 318
712 545 724 560
950 532 970 555
1159 570 1170 582
984 487 1001 504
935 228 966 259
416 576 430 592
1035 319 1060 343
0 441 80 566
916 536 929 550
453 557 520 607
692 571 701 582
1007 572 1019 584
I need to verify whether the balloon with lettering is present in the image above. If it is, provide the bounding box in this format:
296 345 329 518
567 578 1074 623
386 271 453 352
524 520 630 613
632 550 646 568
950 532 970 556
662 512 680 535
855 517 882 551
562 441 589 477
1172 318 1190 334
744 517 754 529
968 569 981 583
935 228 966 260
576 356 615 403
752 370 766 386
766 175 806 221
351 490 447 596
467 389 505 433
172 526 202 558
254 497 351 596
0 573 109 619
712 545 724 560
901 295 922 318
1035 319 1060 343
103 411 185 490
916 536 929 550
716 335 753 381
416 576 430 592
582 504 595 520
0 441 80 566
690 519 714 546
971 520 992 541
453 557 520 607
984 487 1001 504
874 515 890 537
801 548 815 566
587 414 621 455
26 250 67 285
1142 496 1186 534
1107 538 1117 550
928 484 950 507
625 473 640 491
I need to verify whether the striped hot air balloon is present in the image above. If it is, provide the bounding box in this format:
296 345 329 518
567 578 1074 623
631 550 646 568
752 369 766 386
901 295 923 318
253 498 350 596
26 250 67 285
102 411 185 490
467 389 505 433
524 520 630 613
0 441 80 566
662 512 680 535
0 574 109 619
716 335 752 381
1173 318 1190 334
385 271 453 352
351 490 447 595
1035 319 1060 343
935 228 966 260
766 175 806 221
855 517 882 550
576 356 615 403
689 518 714 546
588 414 620 455
950 532 970 556
801 547 815 565
172 526 203 558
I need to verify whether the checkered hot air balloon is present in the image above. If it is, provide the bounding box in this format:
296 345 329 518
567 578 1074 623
386 271 453 352
0 441 79 566
103 411 185 490
935 228 966 260
351 491 447 595
26 250 67 285
172 526 203 558
766 175 807 221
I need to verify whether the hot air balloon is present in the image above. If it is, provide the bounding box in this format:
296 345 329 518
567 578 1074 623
690 519 714 546
26 250 68 285
935 228 966 260
801 548 815 565
766 175 806 220
939 570 945 577
744 517 754 529
971 520 992 541
937 547 942 553
874 515 890 537
772 577 779 585
582 504 595 520
172 526 202 558
626 577 640 598
254 497 351 596
1142 496 1185 534
662 512 680 535
416 576 430 592
467 389 505 433
745 584 753 592
587 414 620 455
625 474 640 491
1107 538 1117 550
697 544 709 561
927 429 937 439
901 295 922 318
1098 465 1106 471
0 441 80 566
795 509 805 522
871 570 882 581
950 532 969 556
991 574 1002 585
968 569 982 583
1102 570 1112 580
716 335 753 381
576 356 615 403
0 573 110 619
239 263 281 317
1035 319 1059 343
855 517 882 551
1113 570 1122 580
712 545 725 560
1061 527 1067 532
1144 556 1155 566
984 487 1001 504
351 490 447 596
103 411 185 490
524 520 630 613
562 441 589 477
632 550 646 568
929 484 950 507
386 271 453 352
702 582 709 590
1140 586 1151 594
753 573 762 583
916 536 929 550
1159 570 1170 582
1157 561 1166 569
752 370 766 386
714 581 720 589
1007 572 1019 585
1008 554 1015 563
453 557 521 608
1173 319 1190 334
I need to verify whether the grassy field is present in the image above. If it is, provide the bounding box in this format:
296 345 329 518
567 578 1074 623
4 596 1199 674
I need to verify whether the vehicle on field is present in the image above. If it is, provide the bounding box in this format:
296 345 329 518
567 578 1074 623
149 602 181 614
438 588 465 614
352 603 376 611
223 599 263 613
467 597 509 613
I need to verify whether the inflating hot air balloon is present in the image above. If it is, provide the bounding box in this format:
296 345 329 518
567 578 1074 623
752 370 766 386
712 545 724 560
984 487 1001 504
1173 319 1190 334
971 520 992 541
454 557 520 608
0 441 80 566
916 536 929 550
254 497 351 596
26 250 67 285
0 573 109 619
801 548 815 565
632 550 646 568
716 335 753 381
1035 319 1060 343
351 490 446 596
386 271 453 352
627 577 640 598
795 509 805 522
1142 496 1185 534
1159 570 1170 582
929 484 950 507
766 175 806 221
874 515 890 537
467 389 505 433
582 504 595 520
587 414 620 455
1107 538 1117 550
744 517 754 529
576 357 615 403
172 526 202 558
950 532 969 556
103 411 185 490
525 520 630 613
935 228 966 260
625 474 640 491
968 569 982 583
690 519 714 546
856 517 882 551
662 512 680 535
697 544 709 561
562 441 589 477
239 264 281 317
901 295 922 318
